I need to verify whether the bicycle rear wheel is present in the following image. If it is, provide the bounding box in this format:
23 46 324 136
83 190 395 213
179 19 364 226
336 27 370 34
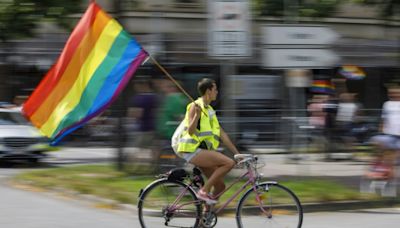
138 178 201 228
236 182 303 228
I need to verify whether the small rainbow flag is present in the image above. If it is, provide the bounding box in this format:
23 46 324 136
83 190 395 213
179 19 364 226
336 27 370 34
339 65 366 80
311 80 335 94
22 2 148 144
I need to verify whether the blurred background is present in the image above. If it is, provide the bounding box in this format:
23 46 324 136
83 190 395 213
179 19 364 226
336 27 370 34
0 0 399 173
1 2 400 227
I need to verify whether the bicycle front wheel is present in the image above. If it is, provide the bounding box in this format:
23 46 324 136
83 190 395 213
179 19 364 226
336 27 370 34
138 179 202 228
236 182 303 228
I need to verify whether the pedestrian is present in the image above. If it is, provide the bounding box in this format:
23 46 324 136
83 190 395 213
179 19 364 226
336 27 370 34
336 93 360 145
177 78 240 204
368 87 400 179
157 79 188 140
126 77 159 172
307 94 328 139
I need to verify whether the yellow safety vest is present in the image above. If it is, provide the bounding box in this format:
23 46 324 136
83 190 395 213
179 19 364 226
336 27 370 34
177 98 220 153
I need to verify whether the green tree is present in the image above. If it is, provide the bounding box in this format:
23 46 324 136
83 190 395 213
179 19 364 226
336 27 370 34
353 0 399 18
0 0 82 41
253 0 342 18
253 0 399 19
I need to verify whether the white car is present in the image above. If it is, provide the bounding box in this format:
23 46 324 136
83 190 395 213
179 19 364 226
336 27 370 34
0 107 51 163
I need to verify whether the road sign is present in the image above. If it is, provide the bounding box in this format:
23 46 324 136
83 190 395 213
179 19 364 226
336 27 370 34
262 25 339 45
261 24 340 68
208 0 252 58
262 49 339 69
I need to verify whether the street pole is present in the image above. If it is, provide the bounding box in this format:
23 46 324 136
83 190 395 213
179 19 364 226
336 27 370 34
220 60 237 150
113 0 124 171
283 0 306 160
207 0 251 151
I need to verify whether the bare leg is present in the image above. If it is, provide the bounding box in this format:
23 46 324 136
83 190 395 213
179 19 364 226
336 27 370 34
201 166 225 197
190 150 235 194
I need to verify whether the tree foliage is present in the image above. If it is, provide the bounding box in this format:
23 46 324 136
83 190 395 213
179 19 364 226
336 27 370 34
253 0 399 19
0 0 82 41
352 0 399 18
253 0 342 18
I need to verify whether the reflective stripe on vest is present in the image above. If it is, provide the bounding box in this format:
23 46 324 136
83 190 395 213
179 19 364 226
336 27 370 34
177 98 220 153
179 138 198 144
198 131 213 137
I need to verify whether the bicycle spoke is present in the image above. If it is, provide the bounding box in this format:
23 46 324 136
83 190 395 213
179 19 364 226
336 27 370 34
237 183 303 228
139 154 303 228
138 179 201 228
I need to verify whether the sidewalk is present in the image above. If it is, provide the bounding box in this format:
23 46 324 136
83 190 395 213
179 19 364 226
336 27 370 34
247 151 400 212
255 153 369 178
42 147 399 212
45 147 371 177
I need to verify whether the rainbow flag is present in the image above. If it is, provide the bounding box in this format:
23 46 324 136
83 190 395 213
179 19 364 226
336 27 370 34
311 80 335 94
339 65 366 80
22 2 148 144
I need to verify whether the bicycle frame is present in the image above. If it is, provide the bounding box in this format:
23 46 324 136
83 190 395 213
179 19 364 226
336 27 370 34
212 168 257 214
139 156 303 228
169 161 265 216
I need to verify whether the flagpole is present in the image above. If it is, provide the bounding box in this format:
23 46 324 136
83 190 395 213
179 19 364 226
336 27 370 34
149 55 208 116
149 56 194 102
114 0 124 171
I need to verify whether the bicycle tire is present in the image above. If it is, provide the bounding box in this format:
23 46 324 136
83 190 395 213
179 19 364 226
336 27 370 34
138 178 202 228
236 182 303 228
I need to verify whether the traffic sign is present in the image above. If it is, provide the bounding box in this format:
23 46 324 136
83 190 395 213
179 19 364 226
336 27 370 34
262 49 339 69
262 25 339 45
208 0 252 58
261 24 340 68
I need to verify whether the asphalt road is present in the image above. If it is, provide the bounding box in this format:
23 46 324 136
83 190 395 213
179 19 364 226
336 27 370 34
1 147 399 227
0 181 137 228
1 179 399 228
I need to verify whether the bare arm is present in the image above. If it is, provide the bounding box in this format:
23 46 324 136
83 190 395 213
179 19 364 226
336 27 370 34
220 128 240 155
187 103 201 135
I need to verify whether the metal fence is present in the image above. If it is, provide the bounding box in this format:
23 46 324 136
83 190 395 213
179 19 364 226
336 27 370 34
218 108 382 152
68 107 383 154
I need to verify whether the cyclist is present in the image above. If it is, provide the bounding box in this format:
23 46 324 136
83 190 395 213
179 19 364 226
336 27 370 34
177 78 240 204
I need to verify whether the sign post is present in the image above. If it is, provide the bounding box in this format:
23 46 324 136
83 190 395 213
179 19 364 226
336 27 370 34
208 0 252 144
208 0 252 58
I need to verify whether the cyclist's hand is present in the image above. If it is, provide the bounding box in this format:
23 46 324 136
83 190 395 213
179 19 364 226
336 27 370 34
234 153 243 163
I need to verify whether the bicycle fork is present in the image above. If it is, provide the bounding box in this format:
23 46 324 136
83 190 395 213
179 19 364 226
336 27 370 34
253 183 273 219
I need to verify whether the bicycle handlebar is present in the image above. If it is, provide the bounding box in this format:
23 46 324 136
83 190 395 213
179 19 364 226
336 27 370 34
234 154 258 166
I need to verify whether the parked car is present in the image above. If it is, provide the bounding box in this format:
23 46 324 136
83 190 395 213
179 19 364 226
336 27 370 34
0 107 51 163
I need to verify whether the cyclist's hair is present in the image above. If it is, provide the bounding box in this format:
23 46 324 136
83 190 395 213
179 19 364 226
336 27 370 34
197 78 216 96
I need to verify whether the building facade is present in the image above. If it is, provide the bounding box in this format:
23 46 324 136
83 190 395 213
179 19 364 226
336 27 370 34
1 0 398 106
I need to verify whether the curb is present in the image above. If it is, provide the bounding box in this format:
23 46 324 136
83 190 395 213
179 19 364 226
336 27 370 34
10 180 400 216
302 199 400 213
9 180 139 213
217 199 399 215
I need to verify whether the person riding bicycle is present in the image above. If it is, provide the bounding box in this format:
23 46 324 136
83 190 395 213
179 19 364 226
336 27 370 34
177 78 240 204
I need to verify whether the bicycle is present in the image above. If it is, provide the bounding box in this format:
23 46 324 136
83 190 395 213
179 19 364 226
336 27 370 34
138 154 303 228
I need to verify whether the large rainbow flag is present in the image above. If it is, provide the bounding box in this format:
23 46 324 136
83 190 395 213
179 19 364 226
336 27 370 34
22 2 148 144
